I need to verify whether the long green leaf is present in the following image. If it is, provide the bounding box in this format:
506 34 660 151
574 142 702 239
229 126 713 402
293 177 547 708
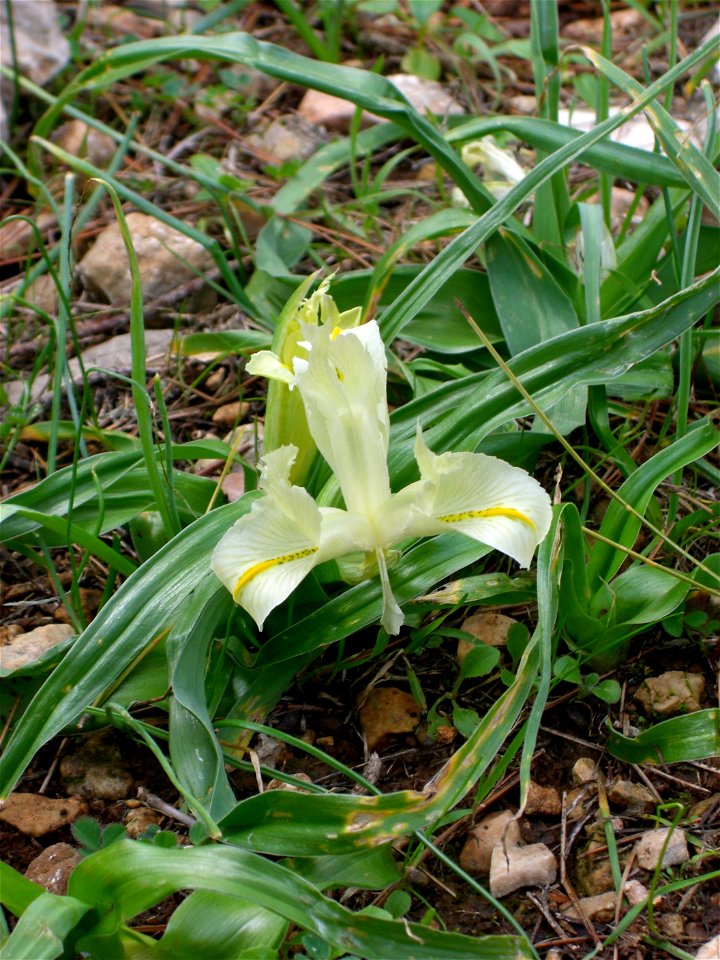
580 44 720 218
607 710 720 764
0 892 89 960
69 840 532 960
0 497 255 797
588 421 720 584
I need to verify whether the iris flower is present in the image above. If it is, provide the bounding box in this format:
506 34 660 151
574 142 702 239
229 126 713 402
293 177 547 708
212 310 552 634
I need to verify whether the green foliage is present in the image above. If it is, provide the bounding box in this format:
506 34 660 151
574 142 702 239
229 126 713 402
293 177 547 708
1 8 719 959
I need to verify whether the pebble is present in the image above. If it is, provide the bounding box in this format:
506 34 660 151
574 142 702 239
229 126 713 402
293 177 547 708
563 890 617 922
25 843 81 895
298 73 463 131
635 671 705 716
524 781 562 817
60 733 134 801
1 623 74 674
459 810 519 876
246 116 326 165
358 687 422 751
78 212 214 305
696 934 720 960
459 612 517 652
489 839 557 898
572 757 603 784
0 793 88 837
212 401 249 428
635 827 689 871
607 779 657 815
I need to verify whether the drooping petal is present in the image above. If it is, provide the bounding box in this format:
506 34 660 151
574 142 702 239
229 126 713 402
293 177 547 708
211 446 323 629
292 319 391 517
376 548 404 635
246 350 295 384
400 428 552 568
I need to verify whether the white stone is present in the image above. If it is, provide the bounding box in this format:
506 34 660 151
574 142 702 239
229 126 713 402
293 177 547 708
1 623 74 674
298 72 463 130
696 934 720 960
459 810 519 876
635 827 689 871
489 840 557 898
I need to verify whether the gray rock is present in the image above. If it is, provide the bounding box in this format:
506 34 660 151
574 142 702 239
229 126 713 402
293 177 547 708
635 827 689 871
246 116 327 165
78 212 214 305
3 329 175 406
1 623 74 674
0 0 70 140
60 733 134 801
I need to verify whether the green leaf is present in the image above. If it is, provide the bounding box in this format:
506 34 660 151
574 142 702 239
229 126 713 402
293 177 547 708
458 643 500 681
589 421 720 584
68 840 532 960
145 890 287 960
0 496 257 798
607 710 720 764
0 892 90 960
486 228 585 432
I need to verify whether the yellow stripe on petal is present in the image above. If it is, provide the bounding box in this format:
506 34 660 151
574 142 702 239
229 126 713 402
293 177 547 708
233 547 319 599
437 506 537 531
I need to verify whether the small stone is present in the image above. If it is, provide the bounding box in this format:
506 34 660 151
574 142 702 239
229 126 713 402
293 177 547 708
78 212 214 305
696 934 720 960
572 757 602 784
656 913 685 940
689 794 720 823
525 781 562 817
459 612 517 650
220 471 246 502
246 116 327 165
60 733 134 801
0 793 88 837
1 623 74 674
0 1 69 85
564 890 618 922
358 687 422 751
635 671 705 716
635 827 689 871
459 810 519 876
298 72 463 131
575 856 615 898
565 785 594 820
212 401 249 428
489 840 557 898
266 772 313 792
25 843 81 895
124 805 163 838
607 779 657 815
52 120 116 169
624 879 649 906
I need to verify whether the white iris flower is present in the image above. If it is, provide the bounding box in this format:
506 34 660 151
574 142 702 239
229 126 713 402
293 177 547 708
212 316 552 634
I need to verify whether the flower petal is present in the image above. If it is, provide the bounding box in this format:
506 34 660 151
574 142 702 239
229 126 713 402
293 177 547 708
211 446 323 629
292 319 391 516
376 548 404 635
246 350 295 384
403 428 552 568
